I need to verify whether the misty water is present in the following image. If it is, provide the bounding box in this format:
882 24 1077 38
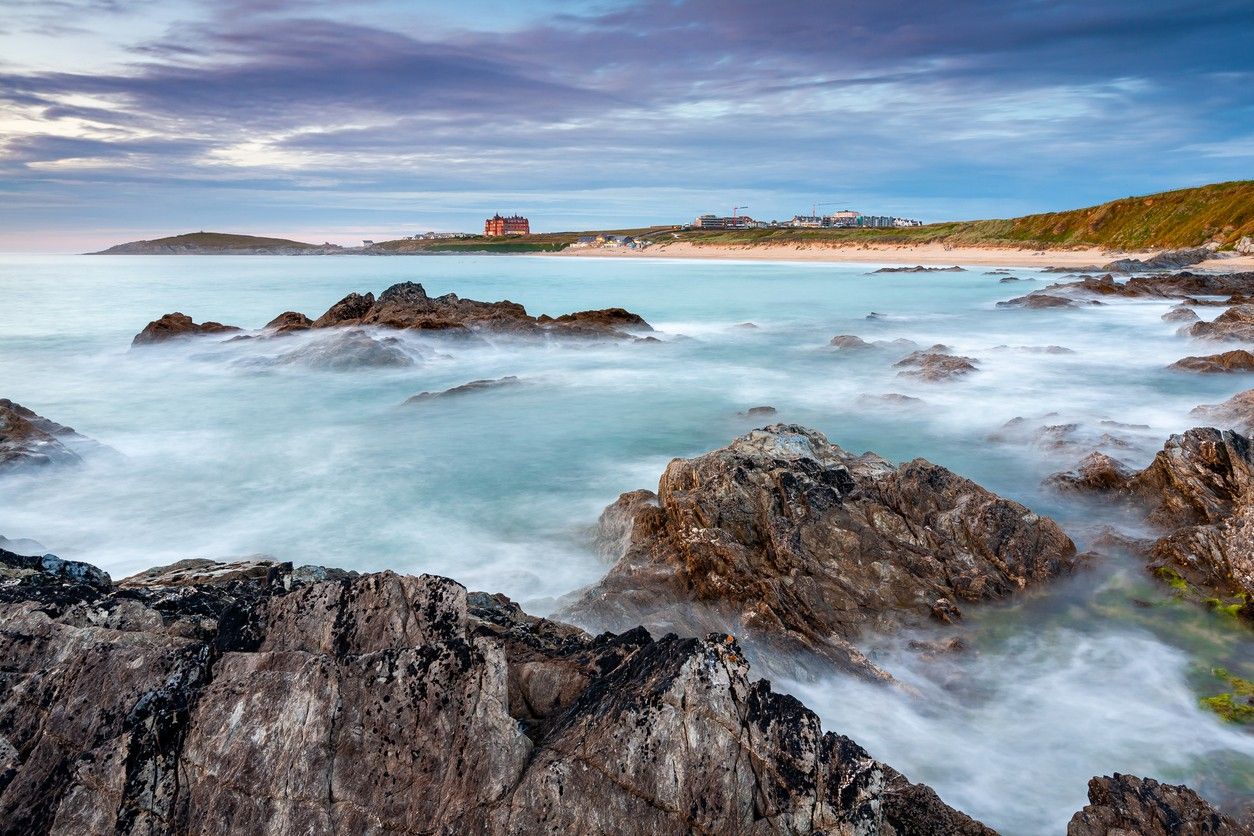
1 253 1251 832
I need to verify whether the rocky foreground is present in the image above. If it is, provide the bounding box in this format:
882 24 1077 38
2 550 1247 835
132 281 653 346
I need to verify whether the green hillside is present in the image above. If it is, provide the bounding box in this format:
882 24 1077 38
675 181 1254 251
94 232 326 253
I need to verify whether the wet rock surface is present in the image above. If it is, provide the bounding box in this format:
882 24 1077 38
0 549 999 835
561 424 1079 679
1040 271 1254 301
1170 350 1254 374
1067 774 1249 836
0 400 98 472
132 312 242 346
1192 389 1254 435
263 311 314 332
1053 428 1254 603
1188 304 1254 342
894 350 979 381
404 376 523 403
871 265 965 273
252 329 418 370
997 293 1098 309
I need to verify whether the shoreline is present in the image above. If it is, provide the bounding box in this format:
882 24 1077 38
553 241 1254 270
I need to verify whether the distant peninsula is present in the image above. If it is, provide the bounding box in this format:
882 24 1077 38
92 180 1254 259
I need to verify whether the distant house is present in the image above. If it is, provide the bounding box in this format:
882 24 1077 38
484 214 530 236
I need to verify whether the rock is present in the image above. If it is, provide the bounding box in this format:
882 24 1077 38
1169 350 1254 373
998 276 1033 283
857 393 925 407
404 376 522 404
830 334 873 349
1046 451 1136 492
0 553 995 835
561 424 1078 679
1237 237 1254 256
547 308 653 332
1067 773 1247 835
264 311 313 332
1041 271 1254 301
1192 389 1254 434
872 265 965 273
303 282 649 339
737 405 777 417
131 312 241 346
1187 304 1254 342
997 294 1090 309
312 291 375 327
261 330 416 370
1102 246 1215 273
895 351 979 381
1163 305 1200 322
734 322 759 329
0 400 97 472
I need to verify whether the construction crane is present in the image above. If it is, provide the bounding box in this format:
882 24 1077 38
732 205 749 219
810 201 839 217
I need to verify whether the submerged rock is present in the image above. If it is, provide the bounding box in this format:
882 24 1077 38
895 351 979 381
260 330 416 370
1047 451 1136 492
1163 305 1201 323
132 312 241 346
0 399 97 472
0 550 996 835
404 376 522 403
1067 773 1247 836
872 265 965 273
561 424 1078 679
737 405 777 417
1169 350 1254 374
1192 389 1254 435
997 293 1094 309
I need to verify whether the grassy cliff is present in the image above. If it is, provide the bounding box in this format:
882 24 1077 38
94 232 327 254
675 181 1254 251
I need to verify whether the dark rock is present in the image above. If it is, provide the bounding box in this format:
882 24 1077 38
997 294 1092 309
263 311 313 332
548 308 653 332
312 291 375 327
872 265 965 273
1041 271 1254 301
895 351 979 381
734 322 759 329
132 312 241 346
1067 773 1247 835
1169 351 1254 373
0 400 96 472
738 405 777 417
830 334 873 349
857 393 926 407
998 276 1033 283
0 554 995 835
1187 304 1254 342
404 376 522 404
561 424 1078 679
1191 389 1254 434
1102 246 1216 273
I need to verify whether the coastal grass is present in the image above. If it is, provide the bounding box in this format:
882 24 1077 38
672 180 1254 251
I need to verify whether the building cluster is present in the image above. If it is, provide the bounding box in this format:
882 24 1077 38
691 209 923 230
569 234 645 250
484 214 530 236
405 231 474 241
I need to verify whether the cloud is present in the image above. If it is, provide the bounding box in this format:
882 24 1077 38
0 0 1251 244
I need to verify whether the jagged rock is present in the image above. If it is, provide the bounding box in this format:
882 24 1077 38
1187 304 1254 342
264 311 313 332
0 552 995 835
998 276 1032 283
1046 451 1136 492
1067 773 1248 835
1041 271 1254 300
1237 237 1254 256
1055 428 1254 601
1102 246 1215 273
895 351 979 381
301 282 649 339
0 400 96 472
1192 389 1254 434
131 312 241 346
1164 305 1201 322
404 376 522 404
1170 350 1254 373
252 330 416 370
312 291 375 327
561 425 1078 679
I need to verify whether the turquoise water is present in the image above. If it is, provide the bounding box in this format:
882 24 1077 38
1 253 1250 832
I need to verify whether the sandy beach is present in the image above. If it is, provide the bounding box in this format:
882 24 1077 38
555 241 1254 271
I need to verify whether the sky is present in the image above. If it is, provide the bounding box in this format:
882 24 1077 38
1 0 1252 251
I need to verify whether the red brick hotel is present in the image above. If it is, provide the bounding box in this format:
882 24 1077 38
484 214 530 236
